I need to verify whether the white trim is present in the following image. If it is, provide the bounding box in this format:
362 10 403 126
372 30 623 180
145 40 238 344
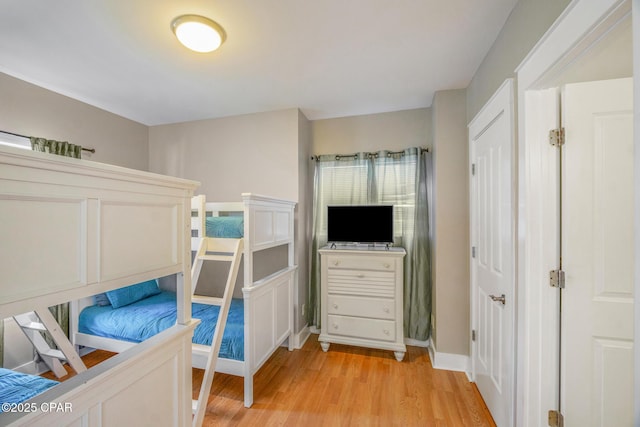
634 2 640 425
292 324 312 349
515 1 632 426
428 341 470 373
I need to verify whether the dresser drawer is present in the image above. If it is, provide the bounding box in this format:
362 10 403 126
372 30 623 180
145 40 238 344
327 295 395 320
327 269 395 298
327 315 396 342
325 254 396 272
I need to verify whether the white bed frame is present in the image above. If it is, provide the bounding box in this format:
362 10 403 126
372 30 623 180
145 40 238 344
0 145 199 426
71 193 297 408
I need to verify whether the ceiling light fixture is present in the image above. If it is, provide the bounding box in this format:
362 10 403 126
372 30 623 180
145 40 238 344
171 14 226 53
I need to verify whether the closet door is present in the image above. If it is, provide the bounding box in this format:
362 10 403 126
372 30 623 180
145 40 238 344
561 77 634 426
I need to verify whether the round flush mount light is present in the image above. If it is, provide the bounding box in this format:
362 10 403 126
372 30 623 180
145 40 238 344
171 14 226 53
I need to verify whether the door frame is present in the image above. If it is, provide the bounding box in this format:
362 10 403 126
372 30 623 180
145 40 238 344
515 0 635 425
468 78 516 425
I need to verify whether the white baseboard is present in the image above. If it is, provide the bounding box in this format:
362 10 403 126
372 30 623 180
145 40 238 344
428 342 470 374
292 324 312 349
12 360 41 375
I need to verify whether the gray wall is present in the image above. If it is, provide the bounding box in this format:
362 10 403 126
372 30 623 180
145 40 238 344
466 0 571 122
148 109 300 202
431 89 469 355
296 110 312 332
148 108 312 334
311 108 432 155
0 72 149 170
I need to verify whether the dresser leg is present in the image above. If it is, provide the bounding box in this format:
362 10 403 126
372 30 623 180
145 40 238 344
394 351 405 362
320 341 330 352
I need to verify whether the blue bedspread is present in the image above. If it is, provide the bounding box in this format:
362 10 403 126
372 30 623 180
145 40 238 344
0 368 58 411
79 292 245 361
206 216 243 238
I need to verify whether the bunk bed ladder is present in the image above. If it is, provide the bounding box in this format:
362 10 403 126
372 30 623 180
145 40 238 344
191 237 244 427
13 309 87 379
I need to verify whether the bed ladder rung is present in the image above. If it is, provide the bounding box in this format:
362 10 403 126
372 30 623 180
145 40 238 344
198 254 234 262
192 296 224 306
13 309 87 379
41 349 66 360
13 313 47 331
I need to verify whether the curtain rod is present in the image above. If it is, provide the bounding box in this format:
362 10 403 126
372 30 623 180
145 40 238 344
0 130 96 154
310 147 429 161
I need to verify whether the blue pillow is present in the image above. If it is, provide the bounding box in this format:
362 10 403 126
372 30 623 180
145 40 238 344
206 216 244 238
94 293 111 306
105 280 161 309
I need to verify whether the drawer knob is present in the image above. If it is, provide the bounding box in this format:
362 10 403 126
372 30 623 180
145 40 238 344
383 329 389 335
384 263 390 268
333 260 340 266
333 323 339 329
357 273 365 278
333 303 338 309
383 307 390 313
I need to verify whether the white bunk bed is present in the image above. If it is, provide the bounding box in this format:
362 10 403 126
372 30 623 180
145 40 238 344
71 193 297 408
0 145 199 426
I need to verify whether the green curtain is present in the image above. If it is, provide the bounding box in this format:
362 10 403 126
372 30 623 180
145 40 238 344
307 148 432 340
308 153 370 328
30 137 82 159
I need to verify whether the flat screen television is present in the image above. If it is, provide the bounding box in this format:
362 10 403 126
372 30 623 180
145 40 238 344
327 205 393 244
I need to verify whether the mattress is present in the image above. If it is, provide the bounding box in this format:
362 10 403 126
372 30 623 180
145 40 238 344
79 291 245 361
0 368 58 411
205 216 244 238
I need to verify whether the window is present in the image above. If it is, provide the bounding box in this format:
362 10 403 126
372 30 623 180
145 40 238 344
0 131 30 150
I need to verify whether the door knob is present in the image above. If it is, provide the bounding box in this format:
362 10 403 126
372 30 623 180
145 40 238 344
489 294 506 305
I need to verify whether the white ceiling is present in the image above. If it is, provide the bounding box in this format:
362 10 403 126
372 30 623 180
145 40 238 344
0 0 518 126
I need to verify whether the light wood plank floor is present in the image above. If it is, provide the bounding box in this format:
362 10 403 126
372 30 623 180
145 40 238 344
47 335 495 426
196 334 495 426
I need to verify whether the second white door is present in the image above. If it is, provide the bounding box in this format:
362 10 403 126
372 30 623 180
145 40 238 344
561 77 634 426
470 81 515 427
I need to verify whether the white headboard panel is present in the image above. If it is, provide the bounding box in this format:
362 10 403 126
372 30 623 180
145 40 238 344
0 145 199 318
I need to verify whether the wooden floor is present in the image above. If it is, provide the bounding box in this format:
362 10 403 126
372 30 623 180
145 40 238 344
48 335 495 426
197 335 495 426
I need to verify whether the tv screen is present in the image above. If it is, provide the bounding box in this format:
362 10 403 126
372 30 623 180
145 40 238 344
327 205 393 244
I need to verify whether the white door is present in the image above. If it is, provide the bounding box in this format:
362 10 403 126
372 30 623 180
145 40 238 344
561 78 634 426
470 81 514 427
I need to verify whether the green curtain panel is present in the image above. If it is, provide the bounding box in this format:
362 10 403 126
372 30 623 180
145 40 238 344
308 148 433 340
30 136 82 159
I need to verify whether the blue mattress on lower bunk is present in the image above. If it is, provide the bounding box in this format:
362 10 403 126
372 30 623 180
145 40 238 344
0 368 58 411
79 291 245 361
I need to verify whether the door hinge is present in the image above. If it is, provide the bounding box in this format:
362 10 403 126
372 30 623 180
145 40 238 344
471 330 476 342
472 246 477 258
548 410 564 427
549 128 565 147
471 163 476 176
550 269 565 288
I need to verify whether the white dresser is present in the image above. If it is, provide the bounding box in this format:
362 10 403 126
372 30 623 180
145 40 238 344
319 246 406 361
